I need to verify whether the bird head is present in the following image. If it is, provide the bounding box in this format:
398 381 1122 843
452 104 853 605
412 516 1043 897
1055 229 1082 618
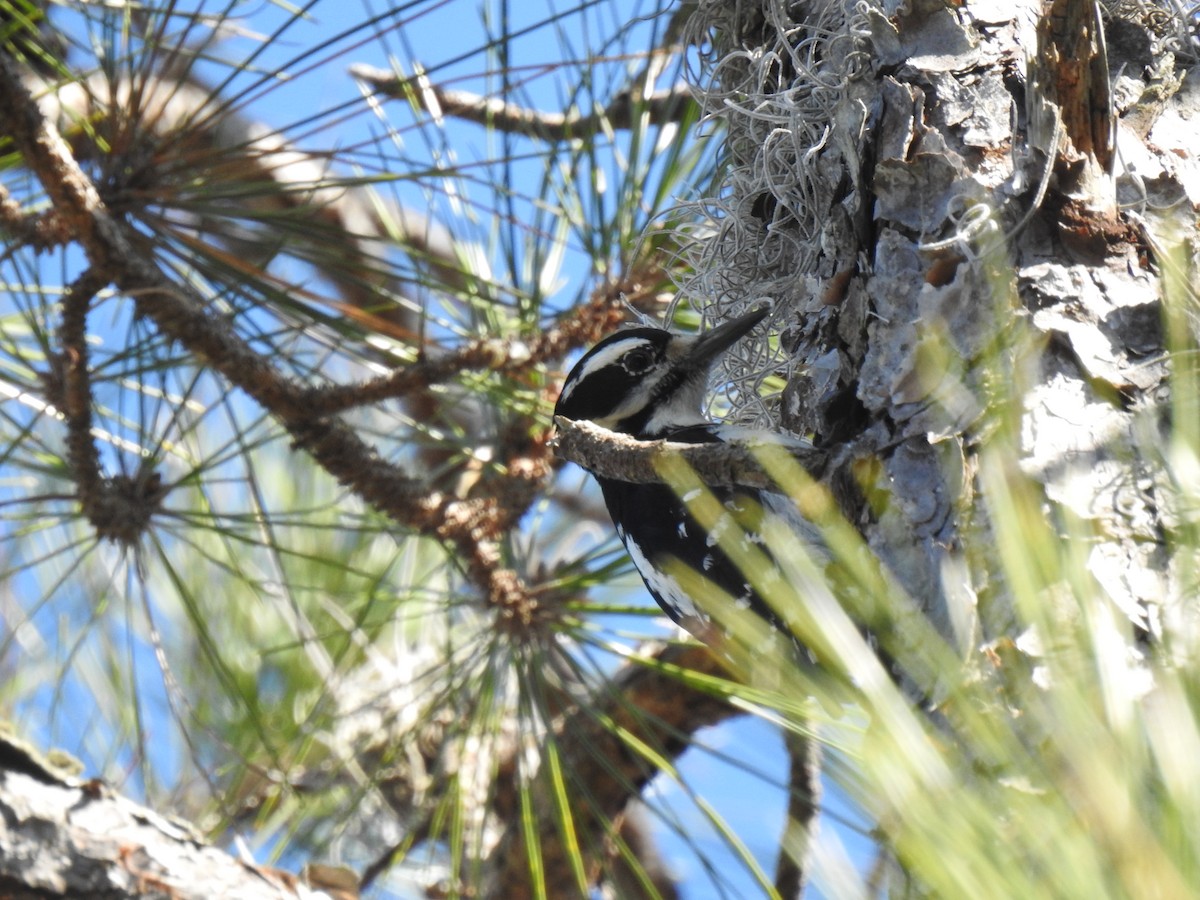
555 307 768 438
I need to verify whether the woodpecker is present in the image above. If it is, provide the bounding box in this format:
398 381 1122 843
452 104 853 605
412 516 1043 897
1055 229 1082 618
556 307 812 643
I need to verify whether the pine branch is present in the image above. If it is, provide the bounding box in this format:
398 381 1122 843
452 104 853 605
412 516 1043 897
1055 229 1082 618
552 417 831 490
351 64 696 142
303 274 660 415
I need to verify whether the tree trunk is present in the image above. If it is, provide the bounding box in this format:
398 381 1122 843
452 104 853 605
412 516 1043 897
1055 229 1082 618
682 0 1198 683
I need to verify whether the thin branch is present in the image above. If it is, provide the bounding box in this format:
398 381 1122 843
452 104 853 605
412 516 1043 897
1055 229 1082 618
775 730 822 899
48 266 168 544
302 273 660 415
351 64 696 142
54 267 108 510
552 417 829 490
2 47 753 900
0 181 73 250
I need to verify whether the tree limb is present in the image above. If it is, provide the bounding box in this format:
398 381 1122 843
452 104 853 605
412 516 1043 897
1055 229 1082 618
351 64 696 142
0 732 345 900
775 729 822 898
301 273 663 415
47 266 169 544
552 416 830 490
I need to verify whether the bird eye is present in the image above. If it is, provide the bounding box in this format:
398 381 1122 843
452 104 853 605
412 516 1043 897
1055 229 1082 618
623 347 655 373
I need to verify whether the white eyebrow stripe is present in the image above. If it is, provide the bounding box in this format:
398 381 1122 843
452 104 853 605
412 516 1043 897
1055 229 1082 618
558 338 655 404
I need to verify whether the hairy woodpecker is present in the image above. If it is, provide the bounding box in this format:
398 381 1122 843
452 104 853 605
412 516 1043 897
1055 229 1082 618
556 307 811 643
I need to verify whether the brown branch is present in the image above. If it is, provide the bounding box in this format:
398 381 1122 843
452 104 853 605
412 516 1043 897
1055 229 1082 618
553 417 829 490
55 267 108 511
490 642 740 898
351 64 695 142
301 271 657 415
0 182 25 232
47 266 168 544
0 181 67 250
775 730 822 899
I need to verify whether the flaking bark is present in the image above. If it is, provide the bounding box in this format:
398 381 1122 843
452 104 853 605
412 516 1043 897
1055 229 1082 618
682 0 1198 668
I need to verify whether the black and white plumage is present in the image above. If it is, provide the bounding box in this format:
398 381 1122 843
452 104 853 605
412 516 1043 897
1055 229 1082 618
556 308 813 642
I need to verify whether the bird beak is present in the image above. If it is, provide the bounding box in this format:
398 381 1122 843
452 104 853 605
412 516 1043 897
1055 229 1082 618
682 307 769 368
